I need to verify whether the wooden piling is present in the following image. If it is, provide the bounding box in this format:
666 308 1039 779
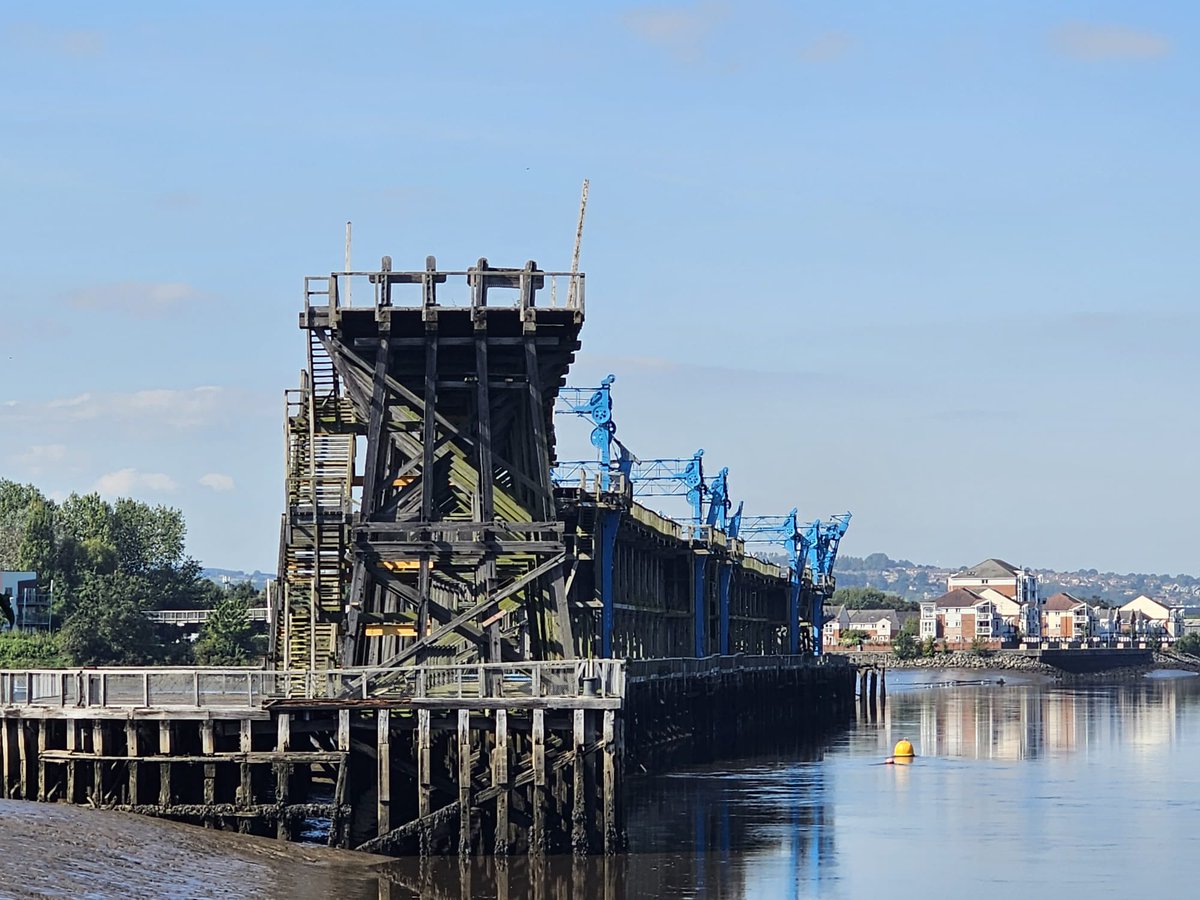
457 709 471 855
37 721 47 802
18 720 29 799
531 707 546 856
1 718 11 798
602 709 619 854
158 722 172 808
378 709 391 838
416 708 431 852
572 708 588 854
126 721 140 805
493 709 510 855
65 721 76 804
92 720 105 804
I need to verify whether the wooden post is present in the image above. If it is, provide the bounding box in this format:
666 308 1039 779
377 709 391 837
531 707 546 855
417 707 431 854
275 713 291 840
602 709 619 854
238 718 253 809
37 720 47 802
158 722 172 808
92 720 105 804
126 721 140 806
331 709 351 849
458 708 471 855
493 709 510 855
65 721 76 804
572 708 587 853
17 720 29 800
200 721 216 807
0 718 11 798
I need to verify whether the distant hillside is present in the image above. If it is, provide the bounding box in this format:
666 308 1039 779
200 568 275 591
836 554 1200 608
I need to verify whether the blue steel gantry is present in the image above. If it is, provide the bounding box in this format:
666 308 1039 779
552 377 850 659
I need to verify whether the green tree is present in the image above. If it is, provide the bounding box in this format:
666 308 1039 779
893 630 919 660
194 595 264 665
58 572 165 665
1174 633 1200 657
832 585 918 611
0 632 67 667
17 498 56 579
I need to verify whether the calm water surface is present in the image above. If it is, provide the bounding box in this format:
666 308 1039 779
3 669 1199 899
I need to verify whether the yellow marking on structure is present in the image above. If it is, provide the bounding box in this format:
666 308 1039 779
380 560 421 572
391 475 416 488
365 623 418 638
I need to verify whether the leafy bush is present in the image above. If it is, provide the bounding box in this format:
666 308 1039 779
1174 633 1200 657
920 637 937 658
0 631 68 667
893 631 919 660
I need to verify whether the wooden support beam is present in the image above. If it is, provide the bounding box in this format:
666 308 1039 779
531 707 546 856
158 722 172 808
603 709 619 854
17 720 29 800
238 719 253 817
377 709 391 837
458 709 472 855
64 721 76 804
92 720 105 804
493 709 510 855
37 720 47 802
126 721 139 806
572 708 588 853
0 719 11 799
201 720 216 807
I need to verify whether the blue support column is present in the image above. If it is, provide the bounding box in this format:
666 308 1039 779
812 589 824 657
718 562 732 655
598 510 620 658
693 554 707 657
788 578 801 655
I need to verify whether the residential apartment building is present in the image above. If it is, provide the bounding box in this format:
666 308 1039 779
920 588 1003 645
1041 592 1096 639
947 558 1041 637
1119 594 1185 640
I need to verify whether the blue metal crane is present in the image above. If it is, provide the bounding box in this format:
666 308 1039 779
554 375 619 489
734 509 816 655
804 512 852 655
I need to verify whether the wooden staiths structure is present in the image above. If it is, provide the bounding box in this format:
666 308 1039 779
273 257 587 685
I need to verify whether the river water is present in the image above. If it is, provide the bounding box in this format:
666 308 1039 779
2 668 1198 899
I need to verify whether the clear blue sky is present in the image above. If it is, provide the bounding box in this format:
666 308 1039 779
3 2 1197 576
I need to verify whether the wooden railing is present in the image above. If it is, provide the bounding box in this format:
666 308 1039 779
0 659 627 708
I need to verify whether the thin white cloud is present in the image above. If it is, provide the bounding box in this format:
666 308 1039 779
199 473 235 492
94 468 177 496
1053 23 1171 61
12 443 69 477
1 386 232 429
66 281 206 317
621 2 729 64
799 32 854 64
5 24 105 58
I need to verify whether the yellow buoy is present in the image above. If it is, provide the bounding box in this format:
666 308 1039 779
893 739 915 758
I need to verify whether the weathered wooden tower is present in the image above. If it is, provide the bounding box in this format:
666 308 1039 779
274 259 586 680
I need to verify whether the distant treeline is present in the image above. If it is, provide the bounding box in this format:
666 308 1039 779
0 479 264 667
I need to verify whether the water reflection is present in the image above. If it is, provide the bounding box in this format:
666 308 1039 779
6 673 1200 899
870 671 1200 762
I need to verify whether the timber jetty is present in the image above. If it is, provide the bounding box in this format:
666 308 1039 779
0 254 856 854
